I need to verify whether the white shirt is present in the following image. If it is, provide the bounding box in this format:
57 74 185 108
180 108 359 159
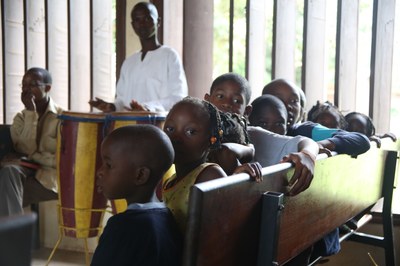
248 126 305 167
115 46 188 112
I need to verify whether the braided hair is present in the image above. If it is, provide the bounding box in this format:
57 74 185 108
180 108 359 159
344 112 375 137
178 97 249 150
307 100 347 129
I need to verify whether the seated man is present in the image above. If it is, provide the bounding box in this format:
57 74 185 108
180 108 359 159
0 67 63 216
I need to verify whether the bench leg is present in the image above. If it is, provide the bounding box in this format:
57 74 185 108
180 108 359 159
30 203 40 249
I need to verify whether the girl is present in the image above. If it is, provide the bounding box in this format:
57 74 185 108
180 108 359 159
162 97 261 231
307 100 347 129
345 111 397 147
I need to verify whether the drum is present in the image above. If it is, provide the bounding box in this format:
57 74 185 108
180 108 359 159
56 111 108 238
105 111 168 214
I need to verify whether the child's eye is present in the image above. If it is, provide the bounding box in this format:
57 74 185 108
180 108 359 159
164 126 174 133
233 98 243 104
290 99 299 104
216 94 223 99
185 128 196 136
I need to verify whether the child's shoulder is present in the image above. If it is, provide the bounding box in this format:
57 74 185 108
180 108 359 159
196 162 226 183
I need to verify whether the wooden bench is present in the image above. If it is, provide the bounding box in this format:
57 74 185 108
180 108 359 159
183 146 398 265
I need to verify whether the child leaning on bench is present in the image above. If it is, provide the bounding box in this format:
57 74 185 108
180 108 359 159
260 78 372 264
91 125 182 266
161 97 263 232
262 78 371 157
204 73 319 196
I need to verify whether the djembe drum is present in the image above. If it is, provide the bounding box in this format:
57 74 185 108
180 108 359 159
105 111 168 214
48 111 108 265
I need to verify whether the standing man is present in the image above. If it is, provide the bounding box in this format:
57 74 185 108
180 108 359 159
0 67 63 216
89 2 188 112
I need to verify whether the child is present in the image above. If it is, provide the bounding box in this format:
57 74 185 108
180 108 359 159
248 94 288 135
262 78 371 157
205 73 318 196
261 78 302 126
162 97 262 232
307 100 347 129
345 111 397 147
262 78 373 264
92 125 182 266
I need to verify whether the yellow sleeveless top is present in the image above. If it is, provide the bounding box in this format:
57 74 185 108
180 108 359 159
162 163 217 232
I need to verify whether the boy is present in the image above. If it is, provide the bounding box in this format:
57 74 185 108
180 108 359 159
248 94 288 135
91 125 182 266
205 72 318 196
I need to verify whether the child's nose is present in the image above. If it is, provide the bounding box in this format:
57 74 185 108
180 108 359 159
221 102 232 111
169 133 183 144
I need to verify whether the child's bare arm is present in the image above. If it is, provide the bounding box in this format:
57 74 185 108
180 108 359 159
208 143 255 175
375 132 397 142
280 137 318 196
196 164 227 184
220 143 255 163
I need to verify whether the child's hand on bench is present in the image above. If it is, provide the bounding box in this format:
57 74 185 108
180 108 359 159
233 162 263 183
280 151 315 196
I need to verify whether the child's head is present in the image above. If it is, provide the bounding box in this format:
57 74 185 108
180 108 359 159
204 72 252 116
249 95 288 135
307 101 347 129
345 112 375 137
262 78 301 126
97 125 174 203
164 97 249 165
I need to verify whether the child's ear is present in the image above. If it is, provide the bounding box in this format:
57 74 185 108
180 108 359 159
244 105 252 117
134 167 150 185
204 93 211 101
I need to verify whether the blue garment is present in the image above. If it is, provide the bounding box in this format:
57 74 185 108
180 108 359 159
91 202 182 266
288 121 370 156
311 228 340 259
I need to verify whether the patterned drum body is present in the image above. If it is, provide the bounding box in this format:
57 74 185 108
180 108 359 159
56 112 107 238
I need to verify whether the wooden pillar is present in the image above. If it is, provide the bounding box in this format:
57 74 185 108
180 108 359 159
183 0 213 99
371 0 395 132
303 0 327 112
273 0 296 81
247 0 266 100
335 0 359 114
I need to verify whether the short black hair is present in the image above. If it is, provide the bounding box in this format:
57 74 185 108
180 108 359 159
107 124 174 183
210 73 251 105
26 67 52 84
131 2 159 22
250 95 287 119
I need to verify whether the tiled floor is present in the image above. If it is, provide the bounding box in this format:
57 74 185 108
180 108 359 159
32 247 92 266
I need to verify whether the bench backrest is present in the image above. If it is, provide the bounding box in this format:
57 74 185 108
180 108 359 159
182 147 397 266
